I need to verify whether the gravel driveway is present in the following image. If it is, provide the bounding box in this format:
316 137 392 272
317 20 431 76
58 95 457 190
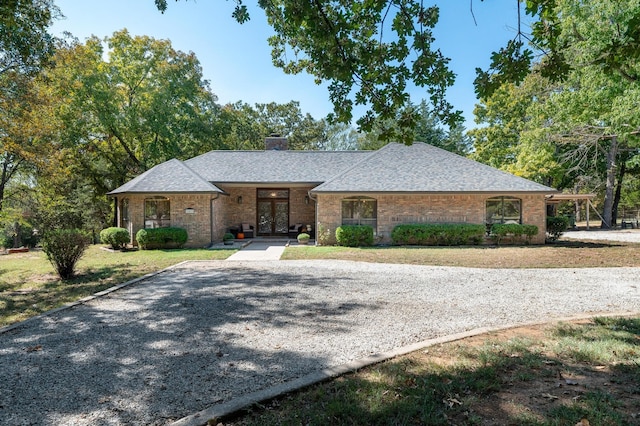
562 229 640 243
1 260 639 425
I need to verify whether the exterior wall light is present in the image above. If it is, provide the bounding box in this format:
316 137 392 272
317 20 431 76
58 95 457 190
237 195 243 204
304 195 310 205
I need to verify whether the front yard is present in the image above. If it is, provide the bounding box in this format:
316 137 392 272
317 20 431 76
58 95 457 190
222 316 640 426
0 245 233 326
282 240 640 268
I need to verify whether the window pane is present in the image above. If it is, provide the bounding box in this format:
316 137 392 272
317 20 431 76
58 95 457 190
145 197 170 228
503 199 521 223
486 199 501 224
486 197 521 224
257 189 289 198
342 200 356 219
360 200 376 219
341 197 377 230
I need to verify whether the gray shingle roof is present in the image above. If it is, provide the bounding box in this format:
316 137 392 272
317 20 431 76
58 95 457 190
108 144 557 195
107 159 223 195
311 143 557 193
184 150 369 183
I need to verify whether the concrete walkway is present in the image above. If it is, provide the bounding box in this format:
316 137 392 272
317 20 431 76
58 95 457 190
225 240 289 261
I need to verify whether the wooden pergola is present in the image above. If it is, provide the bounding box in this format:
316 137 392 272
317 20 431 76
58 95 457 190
546 193 602 229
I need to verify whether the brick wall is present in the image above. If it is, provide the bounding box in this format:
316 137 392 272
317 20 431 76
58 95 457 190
118 194 219 248
316 193 548 245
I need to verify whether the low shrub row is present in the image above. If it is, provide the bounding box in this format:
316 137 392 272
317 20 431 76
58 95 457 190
135 227 188 249
391 223 485 246
335 225 374 247
489 223 538 245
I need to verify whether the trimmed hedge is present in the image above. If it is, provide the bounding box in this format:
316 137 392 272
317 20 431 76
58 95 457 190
335 225 374 247
546 216 569 242
100 227 130 250
391 223 485 246
490 223 539 245
136 227 188 249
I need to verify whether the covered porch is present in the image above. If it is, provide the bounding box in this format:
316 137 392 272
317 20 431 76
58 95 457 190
218 185 317 241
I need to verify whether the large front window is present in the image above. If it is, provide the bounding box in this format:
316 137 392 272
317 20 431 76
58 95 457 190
486 196 521 225
145 196 170 228
342 196 377 229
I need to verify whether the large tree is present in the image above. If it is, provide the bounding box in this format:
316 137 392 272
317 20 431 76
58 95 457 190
0 0 59 215
0 70 56 213
155 0 461 142
0 0 58 76
475 0 640 228
216 100 327 150
46 30 221 190
476 0 640 97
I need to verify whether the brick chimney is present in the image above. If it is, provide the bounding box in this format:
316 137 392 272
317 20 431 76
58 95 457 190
265 134 288 150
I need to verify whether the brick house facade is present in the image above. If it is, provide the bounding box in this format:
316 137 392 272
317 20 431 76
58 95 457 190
109 141 556 247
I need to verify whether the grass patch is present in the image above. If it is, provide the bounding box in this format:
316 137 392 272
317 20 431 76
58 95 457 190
0 245 234 326
282 241 640 268
221 316 640 426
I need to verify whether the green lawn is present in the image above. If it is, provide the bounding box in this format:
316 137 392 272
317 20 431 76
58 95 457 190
223 316 640 425
0 245 235 326
281 241 640 268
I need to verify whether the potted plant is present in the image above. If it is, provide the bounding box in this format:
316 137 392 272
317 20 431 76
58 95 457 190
223 232 235 245
297 232 310 245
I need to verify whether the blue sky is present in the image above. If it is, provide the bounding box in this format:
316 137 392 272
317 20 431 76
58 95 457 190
50 0 524 130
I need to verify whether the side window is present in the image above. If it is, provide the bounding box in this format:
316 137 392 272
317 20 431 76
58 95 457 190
341 196 377 230
145 196 171 228
121 198 130 231
486 196 521 225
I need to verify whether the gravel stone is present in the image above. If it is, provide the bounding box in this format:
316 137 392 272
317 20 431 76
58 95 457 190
1 260 639 425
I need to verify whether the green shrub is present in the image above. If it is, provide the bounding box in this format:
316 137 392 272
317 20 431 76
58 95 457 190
223 232 235 241
297 232 310 240
136 227 188 249
490 223 522 245
522 224 539 244
490 223 540 245
546 216 569 242
41 229 91 280
391 223 485 246
336 225 374 247
99 227 130 250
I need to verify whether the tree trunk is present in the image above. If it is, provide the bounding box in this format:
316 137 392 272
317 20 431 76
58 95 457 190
601 137 618 229
612 150 628 227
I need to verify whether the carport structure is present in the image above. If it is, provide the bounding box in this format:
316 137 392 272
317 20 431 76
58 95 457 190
546 193 601 229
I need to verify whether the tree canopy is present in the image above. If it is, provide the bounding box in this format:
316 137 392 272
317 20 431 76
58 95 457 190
474 0 640 228
0 0 58 76
155 0 462 143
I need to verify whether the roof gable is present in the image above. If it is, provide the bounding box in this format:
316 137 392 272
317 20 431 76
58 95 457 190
107 159 223 195
311 142 556 193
